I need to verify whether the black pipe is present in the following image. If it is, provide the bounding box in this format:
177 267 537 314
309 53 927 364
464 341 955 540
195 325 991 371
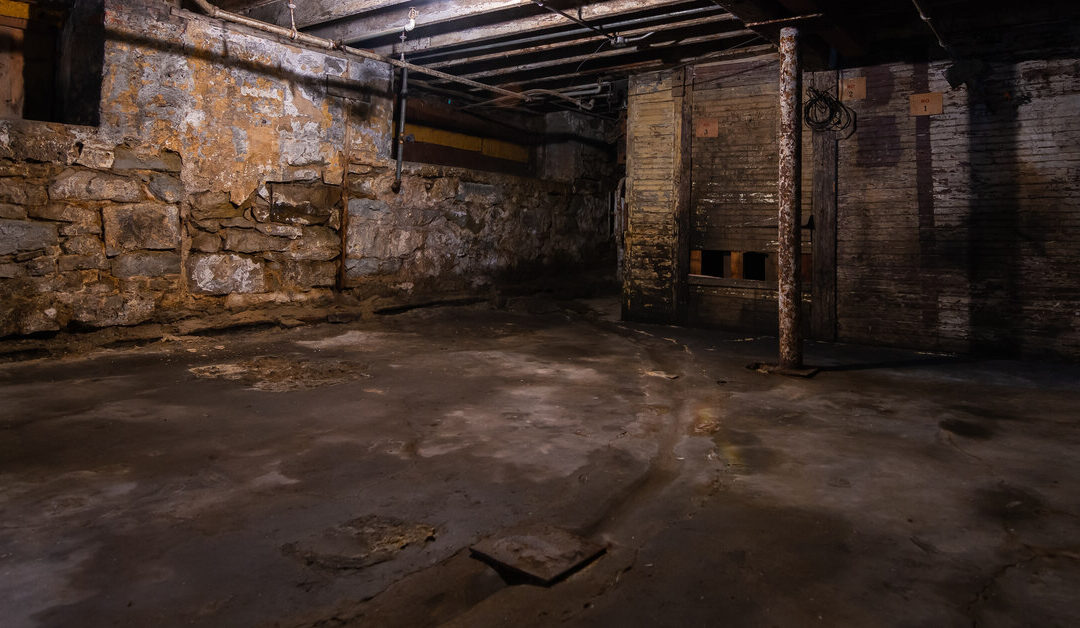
392 53 408 194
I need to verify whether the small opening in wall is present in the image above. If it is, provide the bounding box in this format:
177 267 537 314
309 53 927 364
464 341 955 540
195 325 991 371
1 0 104 126
691 250 788 282
743 252 767 281
699 250 728 277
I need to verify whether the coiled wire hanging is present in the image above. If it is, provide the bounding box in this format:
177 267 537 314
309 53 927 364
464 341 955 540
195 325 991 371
804 87 856 138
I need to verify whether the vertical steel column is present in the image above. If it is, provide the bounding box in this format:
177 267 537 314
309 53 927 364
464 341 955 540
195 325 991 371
777 27 803 369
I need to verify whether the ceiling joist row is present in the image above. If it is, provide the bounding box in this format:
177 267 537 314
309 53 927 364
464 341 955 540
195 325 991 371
217 0 773 111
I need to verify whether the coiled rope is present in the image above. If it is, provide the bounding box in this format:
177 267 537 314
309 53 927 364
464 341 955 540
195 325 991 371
804 87 856 138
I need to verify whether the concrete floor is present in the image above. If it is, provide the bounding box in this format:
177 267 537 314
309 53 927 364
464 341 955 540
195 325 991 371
1 296 1078 627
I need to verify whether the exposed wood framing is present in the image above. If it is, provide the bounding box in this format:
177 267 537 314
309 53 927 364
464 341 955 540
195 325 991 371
674 65 694 323
810 70 837 341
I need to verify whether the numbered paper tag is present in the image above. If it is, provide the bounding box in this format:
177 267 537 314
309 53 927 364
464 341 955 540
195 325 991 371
694 118 718 138
910 92 943 116
840 77 865 101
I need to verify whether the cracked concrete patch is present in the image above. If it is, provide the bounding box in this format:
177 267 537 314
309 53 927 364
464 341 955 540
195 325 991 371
188 356 370 391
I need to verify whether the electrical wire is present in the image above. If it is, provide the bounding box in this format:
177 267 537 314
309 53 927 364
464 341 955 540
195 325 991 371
803 87 856 138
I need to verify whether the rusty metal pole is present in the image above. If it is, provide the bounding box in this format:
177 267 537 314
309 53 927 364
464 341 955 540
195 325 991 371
777 27 803 370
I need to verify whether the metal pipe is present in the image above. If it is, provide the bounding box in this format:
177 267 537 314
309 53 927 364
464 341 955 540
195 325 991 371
615 176 627 285
744 13 823 28
911 0 952 55
777 26 803 370
530 0 616 42
558 83 606 97
189 0 585 109
392 56 408 194
405 6 721 62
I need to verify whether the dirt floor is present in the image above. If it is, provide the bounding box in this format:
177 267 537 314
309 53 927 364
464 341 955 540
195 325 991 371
1 296 1078 627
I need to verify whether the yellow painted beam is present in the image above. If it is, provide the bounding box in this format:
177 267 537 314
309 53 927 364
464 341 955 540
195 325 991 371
405 124 481 152
0 0 29 20
481 138 529 163
404 123 530 164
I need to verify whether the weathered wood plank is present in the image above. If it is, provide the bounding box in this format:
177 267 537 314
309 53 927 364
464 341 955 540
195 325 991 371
810 70 837 341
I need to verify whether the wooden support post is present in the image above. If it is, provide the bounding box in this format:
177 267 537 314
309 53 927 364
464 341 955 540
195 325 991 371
673 66 694 324
730 251 744 279
811 70 838 341
777 27 803 370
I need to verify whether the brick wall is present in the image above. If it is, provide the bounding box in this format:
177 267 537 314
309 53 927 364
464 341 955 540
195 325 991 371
622 54 1080 358
837 59 1080 357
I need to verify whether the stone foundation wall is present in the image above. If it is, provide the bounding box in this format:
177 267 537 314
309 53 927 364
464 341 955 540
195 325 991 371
0 1 613 338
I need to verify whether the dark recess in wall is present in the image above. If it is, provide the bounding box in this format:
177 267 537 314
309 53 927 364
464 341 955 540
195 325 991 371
17 0 104 126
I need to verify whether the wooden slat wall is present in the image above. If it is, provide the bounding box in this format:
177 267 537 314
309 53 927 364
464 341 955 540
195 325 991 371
836 58 1080 357
687 56 813 332
623 70 681 323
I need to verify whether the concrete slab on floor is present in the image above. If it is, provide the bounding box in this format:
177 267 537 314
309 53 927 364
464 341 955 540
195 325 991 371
0 297 1078 627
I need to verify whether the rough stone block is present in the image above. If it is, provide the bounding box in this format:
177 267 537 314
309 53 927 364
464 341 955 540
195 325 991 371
346 219 422 261
75 145 115 169
62 235 104 256
58 253 108 272
192 219 221 233
347 198 389 220
191 190 241 220
50 169 144 203
224 229 290 253
112 252 181 277
0 262 21 278
0 203 27 220
281 260 338 288
0 178 49 206
188 253 266 295
112 147 183 172
345 257 401 277
458 181 498 203
285 226 339 261
323 166 344 186
270 182 339 225
0 219 59 255
220 217 257 229
25 255 58 276
0 161 50 177
103 204 180 255
255 223 303 239
347 176 381 200
28 204 100 225
60 223 102 236
191 232 221 253
0 124 80 164
69 290 155 327
148 173 185 203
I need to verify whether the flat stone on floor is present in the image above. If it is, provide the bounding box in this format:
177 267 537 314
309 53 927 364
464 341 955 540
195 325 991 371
470 525 606 586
